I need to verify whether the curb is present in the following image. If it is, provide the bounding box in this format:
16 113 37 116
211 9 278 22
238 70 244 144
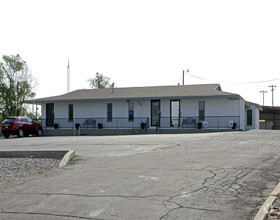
0 151 68 159
58 150 75 168
254 182 280 220
0 150 75 168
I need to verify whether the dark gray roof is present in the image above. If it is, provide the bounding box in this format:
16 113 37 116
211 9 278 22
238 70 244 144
28 84 241 104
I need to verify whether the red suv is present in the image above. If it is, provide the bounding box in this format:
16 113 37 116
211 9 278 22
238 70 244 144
1 116 43 138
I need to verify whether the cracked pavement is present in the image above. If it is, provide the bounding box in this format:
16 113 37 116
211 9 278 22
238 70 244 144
1 130 280 219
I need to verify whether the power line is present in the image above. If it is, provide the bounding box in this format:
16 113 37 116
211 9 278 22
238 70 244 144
186 72 280 85
177 74 182 84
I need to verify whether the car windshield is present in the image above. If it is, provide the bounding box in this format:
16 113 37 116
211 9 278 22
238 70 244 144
26 118 33 123
4 118 16 123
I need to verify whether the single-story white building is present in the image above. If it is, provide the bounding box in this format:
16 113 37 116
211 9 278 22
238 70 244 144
28 84 261 132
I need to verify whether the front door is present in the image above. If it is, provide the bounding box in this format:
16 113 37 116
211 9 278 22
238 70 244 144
151 100 160 126
170 100 180 127
46 103 54 127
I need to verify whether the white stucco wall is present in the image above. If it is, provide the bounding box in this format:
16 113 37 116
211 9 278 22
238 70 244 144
254 108 260 129
239 99 246 131
48 100 151 119
245 106 260 130
180 99 197 116
40 97 260 130
54 103 69 118
205 99 240 116
43 98 242 120
161 100 170 117
41 104 46 119
135 100 150 118
181 98 240 117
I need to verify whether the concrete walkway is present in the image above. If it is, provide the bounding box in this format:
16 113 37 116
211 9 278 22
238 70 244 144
1 130 280 219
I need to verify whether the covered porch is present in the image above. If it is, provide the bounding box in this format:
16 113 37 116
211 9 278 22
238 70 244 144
37 115 240 131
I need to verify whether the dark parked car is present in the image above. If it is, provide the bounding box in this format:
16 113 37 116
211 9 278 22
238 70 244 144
1 116 43 138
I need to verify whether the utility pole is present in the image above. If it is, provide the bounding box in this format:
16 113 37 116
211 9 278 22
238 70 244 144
67 59 70 93
182 69 189 86
182 70 184 86
259 90 267 106
268 85 277 107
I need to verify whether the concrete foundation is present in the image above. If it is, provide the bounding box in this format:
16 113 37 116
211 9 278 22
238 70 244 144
42 128 237 136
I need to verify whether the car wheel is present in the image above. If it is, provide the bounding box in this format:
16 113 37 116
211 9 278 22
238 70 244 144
36 128 43 137
3 133 10 138
24 132 29 137
18 128 24 138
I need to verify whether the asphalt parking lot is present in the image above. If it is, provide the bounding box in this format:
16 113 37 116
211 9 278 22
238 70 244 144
1 130 280 220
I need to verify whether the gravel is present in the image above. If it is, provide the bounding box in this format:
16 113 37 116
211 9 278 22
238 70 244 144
0 158 60 183
267 195 280 219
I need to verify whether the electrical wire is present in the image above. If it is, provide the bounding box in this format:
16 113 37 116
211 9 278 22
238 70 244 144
186 73 280 85
177 74 182 84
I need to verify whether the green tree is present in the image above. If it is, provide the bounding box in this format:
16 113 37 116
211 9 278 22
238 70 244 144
0 54 36 118
88 72 112 89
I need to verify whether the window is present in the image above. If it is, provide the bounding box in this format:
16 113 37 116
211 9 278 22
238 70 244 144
68 104 73 122
151 100 160 126
198 101 205 121
4 118 16 123
107 103 112 122
128 102 134 121
46 103 54 126
170 100 180 126
247 109 252 126
26 118 33 123
20 118 28 123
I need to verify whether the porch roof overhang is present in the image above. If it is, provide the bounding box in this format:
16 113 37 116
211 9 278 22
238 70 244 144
26 84 244 105
27 94 241 104
245 101 263 111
